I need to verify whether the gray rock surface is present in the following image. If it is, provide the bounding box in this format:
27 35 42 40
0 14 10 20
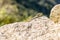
0 16 60 40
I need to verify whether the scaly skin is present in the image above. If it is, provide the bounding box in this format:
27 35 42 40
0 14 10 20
32 13 43 20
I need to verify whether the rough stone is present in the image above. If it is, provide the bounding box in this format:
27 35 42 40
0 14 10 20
0 16 60 40
50 4 60 23
1 4 60 39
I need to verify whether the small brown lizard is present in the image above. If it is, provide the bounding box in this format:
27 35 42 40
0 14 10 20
29 13 43 21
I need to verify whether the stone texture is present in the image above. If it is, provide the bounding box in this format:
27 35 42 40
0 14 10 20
1 4 60 40
50 4 60 23
0 16 60 40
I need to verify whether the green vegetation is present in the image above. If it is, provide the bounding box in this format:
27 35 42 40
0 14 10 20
0 0 59 26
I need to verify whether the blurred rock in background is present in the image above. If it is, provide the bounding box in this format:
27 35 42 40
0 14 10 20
0 0 60 26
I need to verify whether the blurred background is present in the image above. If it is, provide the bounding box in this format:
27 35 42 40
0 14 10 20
0 0 60 26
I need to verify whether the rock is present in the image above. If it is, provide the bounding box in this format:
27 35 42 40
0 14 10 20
0 16 60 40
0 4 21 26
50 4 60 23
